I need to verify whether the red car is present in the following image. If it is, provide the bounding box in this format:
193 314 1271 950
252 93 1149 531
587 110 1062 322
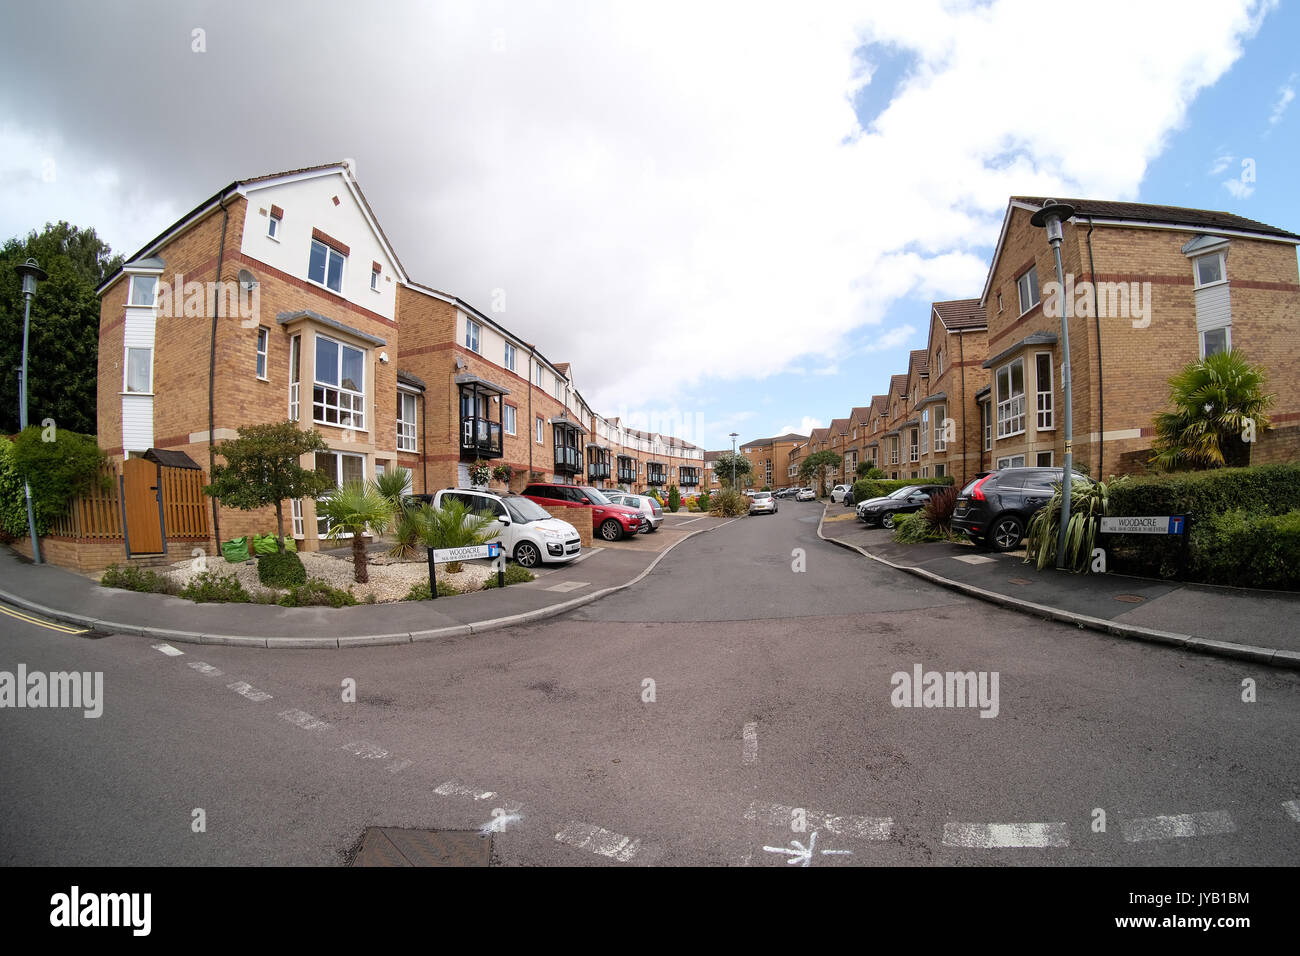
521 483 644 541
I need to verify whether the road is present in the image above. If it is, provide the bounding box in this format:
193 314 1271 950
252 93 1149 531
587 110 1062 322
2 501 1298 865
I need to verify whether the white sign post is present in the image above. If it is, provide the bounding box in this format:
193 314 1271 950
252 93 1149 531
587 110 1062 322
426 541 502 599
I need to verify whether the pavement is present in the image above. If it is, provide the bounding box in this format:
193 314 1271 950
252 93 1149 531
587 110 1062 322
0 512 734 649
818 500 1300 669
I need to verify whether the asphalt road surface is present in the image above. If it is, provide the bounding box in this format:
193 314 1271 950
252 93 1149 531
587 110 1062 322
2 501 1298 866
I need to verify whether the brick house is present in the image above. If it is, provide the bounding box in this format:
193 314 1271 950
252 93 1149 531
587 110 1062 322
917 299 988 486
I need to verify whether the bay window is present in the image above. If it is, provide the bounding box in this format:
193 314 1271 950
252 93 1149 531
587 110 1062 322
397 392 418 451
313 335 366 430
996 358 1025 439
1035 352 1054 430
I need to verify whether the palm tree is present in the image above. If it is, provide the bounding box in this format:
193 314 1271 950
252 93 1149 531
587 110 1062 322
317 480 395 583
1024 475 1127 573
411 498 500 573
1150 349 1273 471
375 466 412 505
373 467 421 560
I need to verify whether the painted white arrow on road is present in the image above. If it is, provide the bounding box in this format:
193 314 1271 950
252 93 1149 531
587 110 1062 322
762 831 852 866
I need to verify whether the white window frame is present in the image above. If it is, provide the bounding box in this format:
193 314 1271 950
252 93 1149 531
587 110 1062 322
934 404 947 452
534 363 544 387
982 401 992 451
996 454 1026 469
920 410 929 455
909 428 919 463
288 334 301 421
291 499 304 538
1017 265 1040 315
397 391 418 452
536 416 544 444
1036 451 1054 467
124 346 153 394
1193 252 1227 289
256 327 269 380
307 238 346 294
312 334 367 431
1034 352 1054 430
1200 325 1231 358
128 275 157 307
503 403 517 436
315 451 367 537
267 213 281 240
890 438 900 466
370 267 380 292
504 342 517 372
466 318 481 353
996 357 1026 439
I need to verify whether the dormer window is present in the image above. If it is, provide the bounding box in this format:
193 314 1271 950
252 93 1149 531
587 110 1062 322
128 275 157 306
1194 253 1226 288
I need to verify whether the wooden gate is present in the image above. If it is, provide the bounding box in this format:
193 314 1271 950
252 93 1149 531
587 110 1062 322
122 457 164 554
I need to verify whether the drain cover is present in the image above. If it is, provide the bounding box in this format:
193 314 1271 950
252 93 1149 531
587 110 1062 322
1114 594 1146 604
352 828 491 867
1007 577 1033 586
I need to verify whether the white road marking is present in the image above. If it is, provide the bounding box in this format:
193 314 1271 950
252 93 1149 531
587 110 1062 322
564 547 604 565
671 516 706 527
480 806 524 834
1284 800 1300 823
1121 811 1236 842
152 643 184 656
227 681 272 703
434 781 497 801
187 662 223 676
545 580 589 593
278 708 330 730
742 722 758 765
744 802 893 841
951 554 997 565
554 822 641 862
942 822 1069 848
387 759 413 774
341 741 389 759
762 831 852 866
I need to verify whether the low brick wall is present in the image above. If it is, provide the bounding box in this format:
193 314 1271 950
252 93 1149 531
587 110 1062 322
8 537 213 573
541 505 593 548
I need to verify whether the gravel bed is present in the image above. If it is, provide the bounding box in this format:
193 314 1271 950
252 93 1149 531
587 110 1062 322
156 550 493 602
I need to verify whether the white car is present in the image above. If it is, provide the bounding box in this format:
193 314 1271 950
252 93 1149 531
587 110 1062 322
603 492 663 532
795 488 816 501
830 484 850 503
431 488 582 568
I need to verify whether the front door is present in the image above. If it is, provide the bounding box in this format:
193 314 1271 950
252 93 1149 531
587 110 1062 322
122 457 164 554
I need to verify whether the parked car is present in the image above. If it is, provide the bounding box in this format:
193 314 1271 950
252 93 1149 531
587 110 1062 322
951 467 1091 552
431 488 582 568
843 487 856 508
521 482 645 541
795 488 816 501
830 484 850 503
603 492 663 532
856 484 948 529
748 491 778 515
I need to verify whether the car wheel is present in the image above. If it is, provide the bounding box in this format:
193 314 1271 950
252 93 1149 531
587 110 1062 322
514 541 541 568
990 515 1024 552
600 519 622 542
880 511 896 529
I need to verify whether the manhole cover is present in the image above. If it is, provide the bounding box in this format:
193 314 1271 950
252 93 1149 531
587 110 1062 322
1114 594 1146 604
1007 577 1033 586
352 828 491 867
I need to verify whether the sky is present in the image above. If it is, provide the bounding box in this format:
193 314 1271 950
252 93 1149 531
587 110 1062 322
2 0 1297 451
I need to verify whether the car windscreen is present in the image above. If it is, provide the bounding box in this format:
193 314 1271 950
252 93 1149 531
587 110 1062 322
581 487 611 505
888 486 920 499
504 496 553 523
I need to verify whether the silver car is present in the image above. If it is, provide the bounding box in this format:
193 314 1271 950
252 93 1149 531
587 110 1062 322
604 492 663 532
748 491 778 515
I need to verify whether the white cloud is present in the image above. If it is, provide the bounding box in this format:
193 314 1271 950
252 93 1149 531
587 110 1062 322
1223 178 1255 199
1208 153 1234 175
0 0 1272 414
1269 74 1296 125
777 416 826 435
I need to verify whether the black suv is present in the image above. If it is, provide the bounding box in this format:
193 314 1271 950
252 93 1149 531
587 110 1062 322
951 467 1090 552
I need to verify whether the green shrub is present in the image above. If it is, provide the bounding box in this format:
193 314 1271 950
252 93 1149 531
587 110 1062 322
1189 509 1300 589
404 579 458 600
1105 463 1300 578
667 484 681 513
708 488 750 517
483 564 536 588
278 578 359 607
8 427 108 533
179 570 251 603
892 511 946 543
1024 476 1124 573
921 487 958 533
851 475 954 505
100 563 175 594
257 550 307 588
697 490 711 511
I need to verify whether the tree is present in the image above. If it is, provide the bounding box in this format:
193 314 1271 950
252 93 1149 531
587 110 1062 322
203 422 333 553
1 222 123 434
667 484 681 513
317 480 396 583
710 452 752 489
799 450 843 497
411 498 500 574
1149 349 1273 471
7 426 108 534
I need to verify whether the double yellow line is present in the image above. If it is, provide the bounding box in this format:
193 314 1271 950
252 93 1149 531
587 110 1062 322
0 603 88 635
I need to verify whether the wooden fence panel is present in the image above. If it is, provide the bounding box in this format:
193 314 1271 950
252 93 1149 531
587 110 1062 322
49 462 122 539
160 466 209 539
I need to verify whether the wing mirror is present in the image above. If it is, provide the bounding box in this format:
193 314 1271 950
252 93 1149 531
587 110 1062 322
580 497 591 504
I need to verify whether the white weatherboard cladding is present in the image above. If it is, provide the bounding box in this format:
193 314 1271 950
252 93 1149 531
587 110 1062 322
122 306 156 349
240 173 397 321
1194 282 1231 332
122 395 154 451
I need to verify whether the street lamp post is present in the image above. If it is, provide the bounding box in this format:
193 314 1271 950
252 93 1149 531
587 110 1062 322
1029 200 1076 570
14 258 47 564
729 432 739 489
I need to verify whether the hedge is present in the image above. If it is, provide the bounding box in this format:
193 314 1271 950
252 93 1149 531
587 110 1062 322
1104 463 1300 581
1188 509 1300 590
851 474 954 504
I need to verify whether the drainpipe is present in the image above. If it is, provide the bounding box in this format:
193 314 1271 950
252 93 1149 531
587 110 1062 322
958 330 967 487
418 389 428 493
207 195 230 551
1086 216 1104 478
527 348 536 480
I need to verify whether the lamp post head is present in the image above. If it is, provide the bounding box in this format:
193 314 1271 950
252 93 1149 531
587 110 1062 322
14 258 47 297
1030 200 1076 243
